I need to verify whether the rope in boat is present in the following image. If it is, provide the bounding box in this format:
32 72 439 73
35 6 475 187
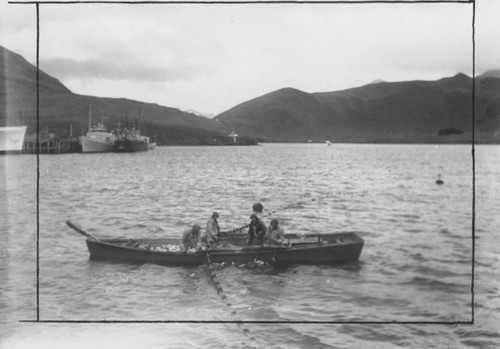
219 196 320 236
204 252 261 345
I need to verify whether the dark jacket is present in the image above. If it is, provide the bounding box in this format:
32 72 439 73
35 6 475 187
247 219 267 245
181 229 200 251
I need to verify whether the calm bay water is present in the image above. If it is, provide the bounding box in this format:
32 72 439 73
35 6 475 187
1 143 499 348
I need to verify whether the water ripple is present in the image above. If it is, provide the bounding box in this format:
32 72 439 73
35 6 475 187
2 144 498 348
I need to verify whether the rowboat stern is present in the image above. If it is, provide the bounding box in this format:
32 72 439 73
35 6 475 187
85 238 204 266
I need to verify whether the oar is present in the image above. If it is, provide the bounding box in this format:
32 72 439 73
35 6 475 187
66 220 99 241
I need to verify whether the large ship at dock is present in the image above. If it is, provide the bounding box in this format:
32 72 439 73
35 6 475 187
0 126 27 154
79 107 115 153
111 113 149 152
113 126 148 152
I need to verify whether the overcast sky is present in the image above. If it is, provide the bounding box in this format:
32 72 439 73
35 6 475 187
1 0 499 115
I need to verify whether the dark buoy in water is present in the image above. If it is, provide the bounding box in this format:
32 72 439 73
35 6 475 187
436 174 444 185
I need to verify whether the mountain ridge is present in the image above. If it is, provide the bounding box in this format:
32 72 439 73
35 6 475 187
2 45 499 144
0 46 253 145
215 72 500 143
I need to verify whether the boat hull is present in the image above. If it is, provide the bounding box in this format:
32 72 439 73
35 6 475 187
80 138 115 152
84 232 364 266
113 139 148 152
80 133 115 153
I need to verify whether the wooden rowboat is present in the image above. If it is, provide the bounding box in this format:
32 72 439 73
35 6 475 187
67 221 364 266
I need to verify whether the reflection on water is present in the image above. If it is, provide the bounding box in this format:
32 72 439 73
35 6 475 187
1 144 499 348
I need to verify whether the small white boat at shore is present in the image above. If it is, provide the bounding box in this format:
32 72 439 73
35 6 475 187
143 135 156 150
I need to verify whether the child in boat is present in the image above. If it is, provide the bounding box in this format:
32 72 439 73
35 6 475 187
247 213 267 245
181 224 201 252
266 218 285 245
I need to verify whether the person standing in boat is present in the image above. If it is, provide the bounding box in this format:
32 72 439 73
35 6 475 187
252 202 264 220
181 224 201 252
266 218 285 245
204 211 220 246
247 213 267 245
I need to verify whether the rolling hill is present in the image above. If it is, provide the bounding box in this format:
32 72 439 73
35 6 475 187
215 73 500 143
0 46 254 145
2 45 499 144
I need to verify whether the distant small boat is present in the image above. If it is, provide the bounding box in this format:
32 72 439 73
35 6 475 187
0 126 27 154
143 135 156 150
325 140 331 146
80 107 115 153
228 131 238 143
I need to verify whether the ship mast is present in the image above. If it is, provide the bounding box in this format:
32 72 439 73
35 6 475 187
88 105 92 133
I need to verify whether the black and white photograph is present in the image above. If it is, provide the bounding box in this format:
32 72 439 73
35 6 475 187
0 0 499 348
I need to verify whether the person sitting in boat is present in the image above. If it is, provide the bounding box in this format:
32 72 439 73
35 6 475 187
181 224 201 252
252 202 264 220
247 213 267 246
203 211 220 246
266 218 285 245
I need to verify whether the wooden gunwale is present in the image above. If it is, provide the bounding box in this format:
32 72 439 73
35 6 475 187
83 231 364 266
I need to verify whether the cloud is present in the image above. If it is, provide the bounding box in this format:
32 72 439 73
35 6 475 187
476 0 500 72
40 57 200 82
0 3 37 62
4 1 493 114
0 3 36 34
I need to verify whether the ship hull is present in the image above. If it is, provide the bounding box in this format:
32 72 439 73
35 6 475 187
114 139 148 152
80 133 115 153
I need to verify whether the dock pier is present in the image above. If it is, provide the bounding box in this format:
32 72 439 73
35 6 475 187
23 133 82 154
